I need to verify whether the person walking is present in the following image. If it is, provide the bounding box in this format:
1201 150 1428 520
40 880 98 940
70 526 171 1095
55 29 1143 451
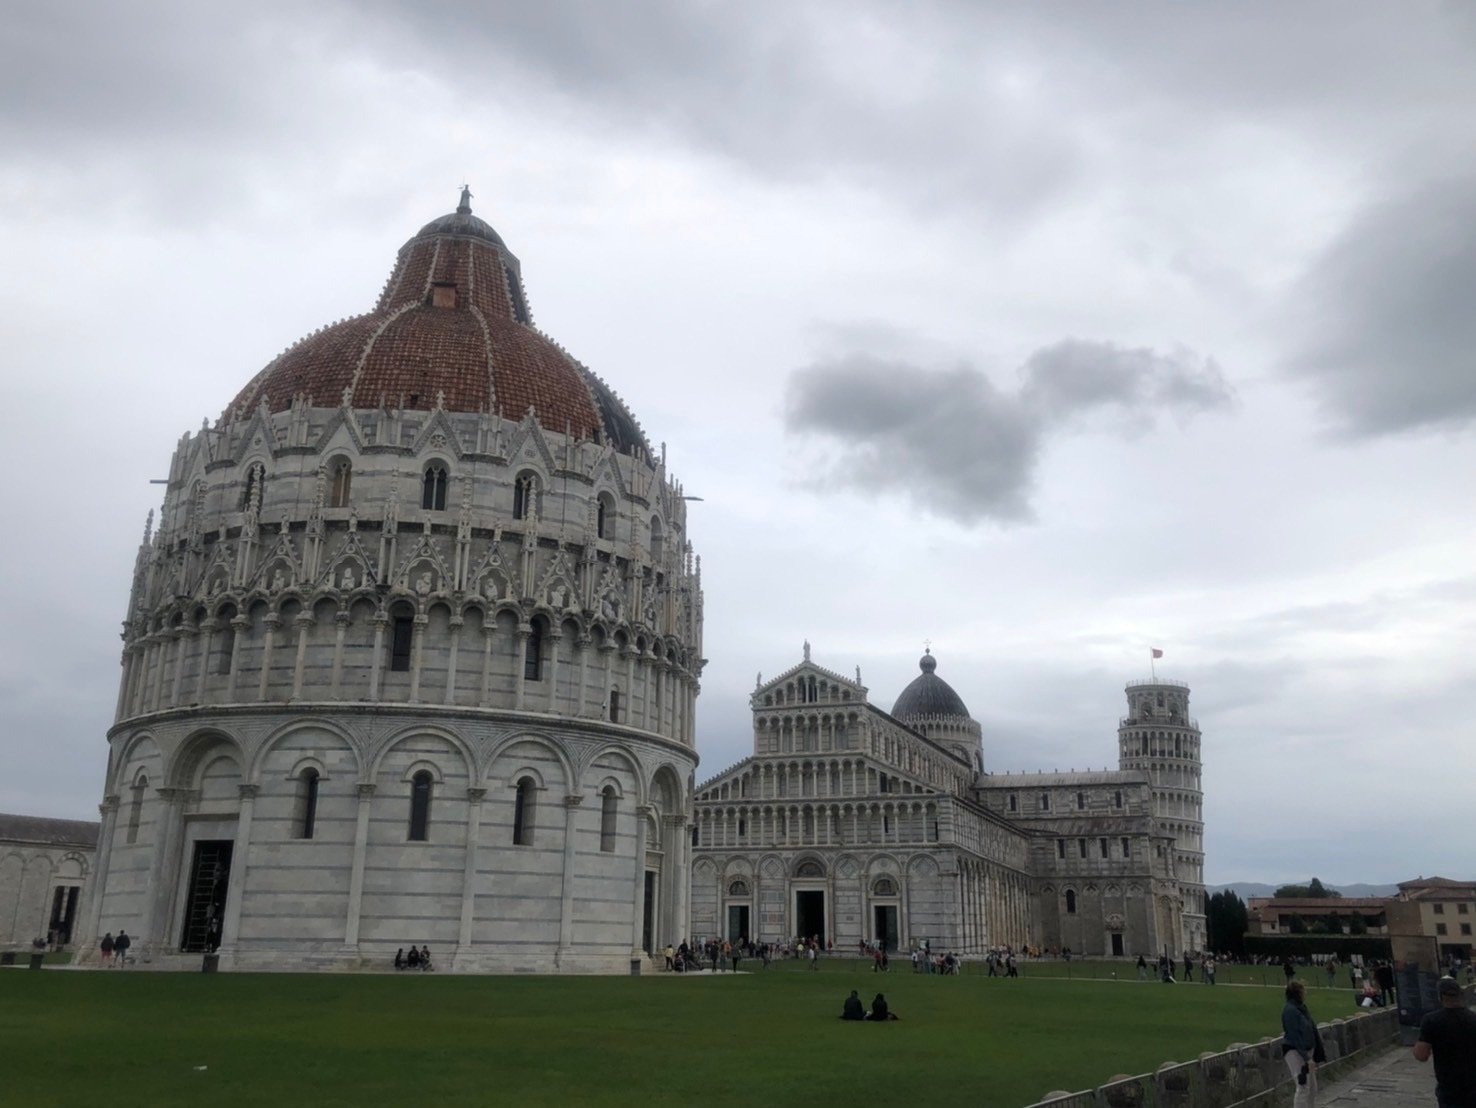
1375 961 1396 1008
1325 959 1337 989
113 930 131 967
1413 976 1476 1107
99 932 114 967
1137 953 1148 981
1204 955 1216 985
1281 978 1325 1107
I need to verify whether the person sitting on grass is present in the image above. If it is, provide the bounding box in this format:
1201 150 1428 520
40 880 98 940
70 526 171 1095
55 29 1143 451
419 945 432 971
867 993 900 1021
406 946 420 970
840 990 865 1021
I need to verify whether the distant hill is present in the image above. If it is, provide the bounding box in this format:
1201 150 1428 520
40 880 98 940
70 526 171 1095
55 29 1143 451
1208 882 1400 900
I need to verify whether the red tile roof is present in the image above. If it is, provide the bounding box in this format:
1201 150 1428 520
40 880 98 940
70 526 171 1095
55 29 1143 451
222 209 648 454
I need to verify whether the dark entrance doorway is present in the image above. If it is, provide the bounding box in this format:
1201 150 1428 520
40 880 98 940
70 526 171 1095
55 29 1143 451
727 904 750 942
795 890 825 941
48 886 80 946
1111 932 1124 957
641 870 656 953
873 905 899 951
179 840 233 953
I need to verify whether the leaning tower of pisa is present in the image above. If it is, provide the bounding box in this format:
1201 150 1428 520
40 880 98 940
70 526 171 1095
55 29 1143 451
1118 678 1206 953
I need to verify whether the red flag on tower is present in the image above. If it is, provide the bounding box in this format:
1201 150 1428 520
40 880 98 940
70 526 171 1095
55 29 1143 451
1151 648 1163 659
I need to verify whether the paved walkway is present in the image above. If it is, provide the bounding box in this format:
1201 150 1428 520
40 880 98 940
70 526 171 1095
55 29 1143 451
1318 1044 1436 1105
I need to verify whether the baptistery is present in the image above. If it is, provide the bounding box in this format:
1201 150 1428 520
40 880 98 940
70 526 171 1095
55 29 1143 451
82 192 703 972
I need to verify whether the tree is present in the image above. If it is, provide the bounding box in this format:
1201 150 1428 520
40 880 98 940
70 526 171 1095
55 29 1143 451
1206 890 1249 956
1273 877 1342 899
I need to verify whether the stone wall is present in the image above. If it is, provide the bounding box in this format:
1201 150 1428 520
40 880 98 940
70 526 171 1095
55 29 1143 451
1025 1006 1401 1107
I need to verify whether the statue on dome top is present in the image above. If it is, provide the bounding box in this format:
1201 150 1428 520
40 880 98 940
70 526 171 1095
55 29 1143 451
458 185 473 213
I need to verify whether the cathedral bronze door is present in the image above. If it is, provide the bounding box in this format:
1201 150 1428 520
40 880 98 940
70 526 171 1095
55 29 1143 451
873 905 898 952
727 904 750 942
179 840 233 953
795 890 825 941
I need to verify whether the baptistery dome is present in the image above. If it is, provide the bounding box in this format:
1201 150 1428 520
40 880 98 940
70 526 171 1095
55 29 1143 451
84 194 702 975
891 651 984 772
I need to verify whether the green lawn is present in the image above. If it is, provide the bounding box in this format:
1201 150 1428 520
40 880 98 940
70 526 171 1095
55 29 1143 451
0 963 1365 1108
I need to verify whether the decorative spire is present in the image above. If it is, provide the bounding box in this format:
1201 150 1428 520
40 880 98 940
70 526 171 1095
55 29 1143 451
458 184 473 214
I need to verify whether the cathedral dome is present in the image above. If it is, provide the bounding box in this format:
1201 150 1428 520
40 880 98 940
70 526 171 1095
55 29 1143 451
221 192 650 455
892 650 971 721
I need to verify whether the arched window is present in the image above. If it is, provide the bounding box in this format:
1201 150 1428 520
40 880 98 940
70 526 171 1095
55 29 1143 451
524 620 543 681
240 461 266 512
512 471 537 520
873 878 897 897
408 771 433 841
513 777 536 845
1114 790 1123 810
1039 793 1050 812
728 879 750 897
1065 889 1078 914
297 769 320 839
421 464 448 511
329 459 352 508
215 605 237 675
1076 791 1085 810
1008 793 1018 812
126 776 147 844
608 688 621 723
599 786 617 853
596 494 614 539
388 605 414 672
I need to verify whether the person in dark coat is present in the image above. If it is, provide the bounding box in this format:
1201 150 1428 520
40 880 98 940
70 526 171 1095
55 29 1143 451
867 993 899 1021
99 932 114 967
113 930 131 967
1280 979 1325 1108
840 990 865 1020
394 948 405 970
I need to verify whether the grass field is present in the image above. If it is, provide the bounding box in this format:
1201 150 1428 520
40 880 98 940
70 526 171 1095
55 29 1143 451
0 961 1366 1108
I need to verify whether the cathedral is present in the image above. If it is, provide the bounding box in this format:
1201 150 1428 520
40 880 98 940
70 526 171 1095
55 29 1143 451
76 195 1204 972
690 648 1206 958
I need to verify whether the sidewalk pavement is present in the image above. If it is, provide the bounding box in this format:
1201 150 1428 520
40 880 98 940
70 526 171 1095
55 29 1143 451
1318 1044 1436 1105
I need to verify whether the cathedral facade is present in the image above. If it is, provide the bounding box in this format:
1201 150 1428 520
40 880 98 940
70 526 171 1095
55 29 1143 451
80 195 702 972
691 650 1205 957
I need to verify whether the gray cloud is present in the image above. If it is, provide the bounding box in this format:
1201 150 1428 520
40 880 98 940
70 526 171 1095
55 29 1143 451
1288 178 1476 436
784 356 1040 522
785 340 1232 523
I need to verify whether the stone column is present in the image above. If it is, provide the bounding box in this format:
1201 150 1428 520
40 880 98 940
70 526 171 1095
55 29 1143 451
219 784 257 963
343 784 375 948
630 805 650 958
194 622 215 704
665 813 689 948
78 794 121 957
556 794 584 965
443 616 463 706
330 611 349 697
114 647 135 723
455 787 486 964
479 624 495 707
141 786 190 957
168 628 190 707
575 634 591 717
221 616 245 702
149 634 170 712
513 626 529 710
290 612 313 699
368 614 387 700
257 613 280 700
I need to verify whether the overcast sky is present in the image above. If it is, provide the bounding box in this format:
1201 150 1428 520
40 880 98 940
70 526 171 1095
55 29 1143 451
2 2 1472 886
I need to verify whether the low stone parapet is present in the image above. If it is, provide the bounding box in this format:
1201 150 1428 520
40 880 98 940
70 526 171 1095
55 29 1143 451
1024 1007 1401 1108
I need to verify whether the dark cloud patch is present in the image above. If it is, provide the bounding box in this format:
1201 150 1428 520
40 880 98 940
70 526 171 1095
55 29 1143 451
1289 179 1476 436
1021 340 1233 424
785 356 1040 522
786 340 1232 523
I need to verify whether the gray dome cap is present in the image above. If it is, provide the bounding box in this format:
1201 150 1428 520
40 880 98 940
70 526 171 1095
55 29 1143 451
891 651 972 720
